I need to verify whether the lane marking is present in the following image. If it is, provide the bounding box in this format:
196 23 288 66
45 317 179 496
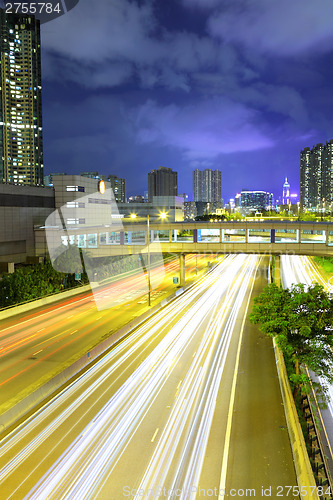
32 349 43 356
219 258 260 492
151 428 159 443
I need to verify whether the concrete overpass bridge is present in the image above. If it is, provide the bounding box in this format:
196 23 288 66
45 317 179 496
40 220 333 259
40 220 333 285
116 220 333 257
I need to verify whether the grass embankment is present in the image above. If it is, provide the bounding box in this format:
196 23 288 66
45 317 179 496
314 256 333 275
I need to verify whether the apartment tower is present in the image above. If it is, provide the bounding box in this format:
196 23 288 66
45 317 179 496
0 8 43 185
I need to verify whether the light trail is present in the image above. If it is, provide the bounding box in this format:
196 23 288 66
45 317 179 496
0 254 261 499
0 254 210 401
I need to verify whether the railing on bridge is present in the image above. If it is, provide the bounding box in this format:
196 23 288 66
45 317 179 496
40 221 333 258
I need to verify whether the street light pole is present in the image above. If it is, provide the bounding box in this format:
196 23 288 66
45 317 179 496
147 214 151 306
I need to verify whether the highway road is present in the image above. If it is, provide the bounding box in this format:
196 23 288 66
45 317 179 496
280 255 333 475
0 254 297 499
0 254 211 414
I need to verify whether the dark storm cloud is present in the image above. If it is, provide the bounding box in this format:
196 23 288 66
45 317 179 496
42 0 232 92
133 97 273 160
207 0 333 56
41 0 333 200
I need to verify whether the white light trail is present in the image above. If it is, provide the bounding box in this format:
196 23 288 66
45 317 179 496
0 254 261 499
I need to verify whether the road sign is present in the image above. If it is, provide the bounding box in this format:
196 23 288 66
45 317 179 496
173 277 179 284
75 273 81 281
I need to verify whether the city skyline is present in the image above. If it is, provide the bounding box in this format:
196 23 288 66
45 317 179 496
3 0 333 201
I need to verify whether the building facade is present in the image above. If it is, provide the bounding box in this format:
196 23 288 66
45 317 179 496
108 174 126 203
148 166 177 202
118 195 184 222
300 140 333 210
0 183 54 266
0 8 43 185
192 169 221 203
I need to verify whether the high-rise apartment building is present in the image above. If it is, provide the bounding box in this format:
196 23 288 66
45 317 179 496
108 174 126 203
148 166 177 202
0 8 43 185
300 140 333 210
193 169 221 202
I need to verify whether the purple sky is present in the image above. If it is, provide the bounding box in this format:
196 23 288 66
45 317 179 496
39 0 333 201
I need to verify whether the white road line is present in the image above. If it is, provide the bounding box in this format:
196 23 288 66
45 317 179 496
218 259 259 493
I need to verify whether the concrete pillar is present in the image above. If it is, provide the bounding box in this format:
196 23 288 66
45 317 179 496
193 229 198 243
221 229 225 243
270 229 276 243
296 229 300 243
169 229 172 243
174 229 177 242
179 253 185 286
324 230 328 245
274 256 281 286
120 232 125 245
0 262 15 273
245 229 249 243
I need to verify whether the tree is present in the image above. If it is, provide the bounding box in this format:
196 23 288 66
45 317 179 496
250 283 333 400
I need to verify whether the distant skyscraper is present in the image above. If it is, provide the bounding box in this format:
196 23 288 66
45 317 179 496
300 140 333 210
282 178 290 205
148 166 177 202
0 8 43 185
108 174 126 203
193 169 221 202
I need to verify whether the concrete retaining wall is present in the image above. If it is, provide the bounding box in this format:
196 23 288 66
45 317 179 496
0 284 92 321
273 341 319 500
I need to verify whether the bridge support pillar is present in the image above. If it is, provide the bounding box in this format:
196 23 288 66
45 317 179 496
270 229 275 243
120 231 125 245
193 229 198 243
325 230 329 245
179 253 185 287
274 256 281 286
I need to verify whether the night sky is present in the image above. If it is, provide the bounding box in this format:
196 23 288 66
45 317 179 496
35 0 333 201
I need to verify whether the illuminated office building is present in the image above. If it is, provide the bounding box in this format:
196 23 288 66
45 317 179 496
282 178 290 205
0 8 43 185
241 190 273 213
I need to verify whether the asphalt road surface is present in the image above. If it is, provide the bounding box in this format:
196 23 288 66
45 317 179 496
0 254 297 499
